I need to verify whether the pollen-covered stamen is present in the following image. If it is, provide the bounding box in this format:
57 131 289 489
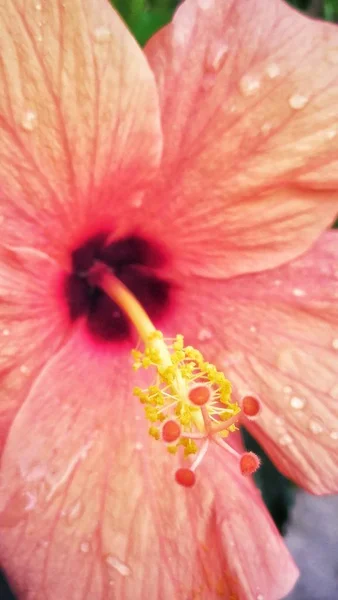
92 265 261 487
241 394 261 420
240 452 261 476
188 385 211 406
162 419 181 443
175 468 196 488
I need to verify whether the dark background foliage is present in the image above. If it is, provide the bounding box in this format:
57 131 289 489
1 0 337 598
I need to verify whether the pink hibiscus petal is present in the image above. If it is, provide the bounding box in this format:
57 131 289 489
0 0 162 259
0 246 68 458
0 326 297 600
144 0 338 278
166 231 338 494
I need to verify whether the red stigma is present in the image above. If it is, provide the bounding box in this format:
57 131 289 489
162 420 181 443
240 452 260 476
242 395 261 418
175 468 196 487
188 385 210 406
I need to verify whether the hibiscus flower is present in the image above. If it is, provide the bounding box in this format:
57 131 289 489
0 0 338 598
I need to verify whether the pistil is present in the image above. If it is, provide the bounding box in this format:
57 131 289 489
92 263 260 487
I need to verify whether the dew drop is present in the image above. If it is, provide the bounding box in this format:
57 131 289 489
289 94 309 110
249 325 257 333
325 128 337 140
257 595 264 600
290 396 305 410
206 42 228 72
134 442 143 451
105 555 131 577
93 26 111 43
261 122 272 135
239 74 260 96
292 288 306 297
329 430 338 440
2 329 10 336
266 63 280 79
308 417 324 435
198 328 212 342
67 499 84 524
20 364 30 376
80 541 91 553
131 192 143 208
21 110 37 132
279 433 293 446
275 416 285 427
332 338 338 350
198 0 213 9
35 2 42 9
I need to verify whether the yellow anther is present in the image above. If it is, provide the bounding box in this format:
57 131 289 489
131 329 240 464
149 426 160 440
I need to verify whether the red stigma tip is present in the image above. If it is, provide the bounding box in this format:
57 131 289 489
240 452 260 476
242 395 261 418
188 385 210 406
162 420 181 443
175 468 196 487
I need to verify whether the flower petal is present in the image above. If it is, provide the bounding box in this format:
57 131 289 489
0 0 162 258
0 246 68 458
167 231 338 494
0 327 297 600
145 0 338 278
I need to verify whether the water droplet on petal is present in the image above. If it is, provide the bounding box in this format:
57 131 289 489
257 595 264 600
279 433 293 446
198 0 213 9
67 500 84 524
80 541 91 553
35 2 42 9
20 365 30 376
329 430 338 440
105 555 131 577
261 122 272 135
275 416 285 427
332 338 338 350
266 63 280 79
2 329 10 336
283 386 293 395
239 74 261 96
289 94 309 110
290 396 305 410
130 192 143 208
206 42 228 72
308 417 324 435
134 442 143 451
249 325 257 333
93 26 111 43
325 128 337 140
292 288 306 297
198 328 212 342
21 110 37 131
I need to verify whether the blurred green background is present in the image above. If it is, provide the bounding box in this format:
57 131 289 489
111 0 338 45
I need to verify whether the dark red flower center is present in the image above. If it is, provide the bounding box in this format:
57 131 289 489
64 233 170 342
